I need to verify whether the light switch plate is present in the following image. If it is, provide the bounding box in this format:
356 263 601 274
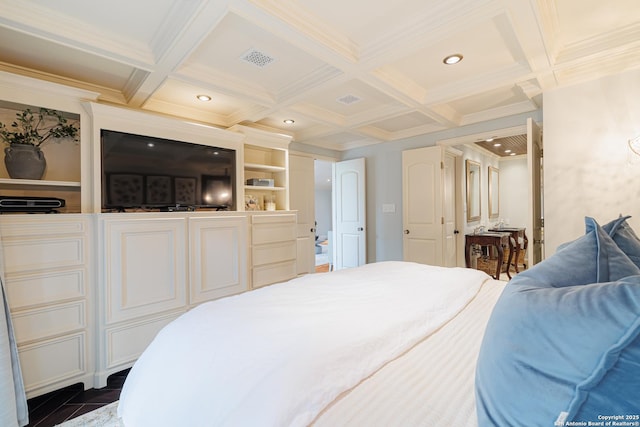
382 203 396 213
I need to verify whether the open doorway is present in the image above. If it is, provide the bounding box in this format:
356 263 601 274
437 119 543 270
314 159 333 272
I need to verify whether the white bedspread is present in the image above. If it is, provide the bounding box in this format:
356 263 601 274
118 261 490 427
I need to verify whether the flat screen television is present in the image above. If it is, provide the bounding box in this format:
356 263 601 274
101 129 236 211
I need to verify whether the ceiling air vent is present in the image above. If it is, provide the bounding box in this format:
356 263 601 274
240 48 275 68
337 94 361 105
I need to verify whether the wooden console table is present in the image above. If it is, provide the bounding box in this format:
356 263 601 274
465 232 514 280
488 227 527 273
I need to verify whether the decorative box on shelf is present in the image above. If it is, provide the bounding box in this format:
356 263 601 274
246 178 274 187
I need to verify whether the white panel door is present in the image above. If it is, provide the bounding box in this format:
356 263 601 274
289 154 316 275
402 146 443 266
527 118 544 266
334 158 366 269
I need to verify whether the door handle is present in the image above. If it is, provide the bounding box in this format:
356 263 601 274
403 229 410 234
358 227 364 231
454 230 460 234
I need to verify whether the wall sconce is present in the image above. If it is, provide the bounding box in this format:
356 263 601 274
629 135 640 156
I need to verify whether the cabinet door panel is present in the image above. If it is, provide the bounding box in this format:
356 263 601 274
189 216 247 304
103 217 187 324
106 313 180 369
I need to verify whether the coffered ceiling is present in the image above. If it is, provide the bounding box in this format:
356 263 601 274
0 0 638 150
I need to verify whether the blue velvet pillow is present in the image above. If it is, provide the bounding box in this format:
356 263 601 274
476 275 640 426
600 215 640 269
516 217 639 287
475 217 640 426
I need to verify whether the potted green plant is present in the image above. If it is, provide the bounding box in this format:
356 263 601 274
0 107 79 180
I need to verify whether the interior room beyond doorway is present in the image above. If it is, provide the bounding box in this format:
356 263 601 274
315 159 333 272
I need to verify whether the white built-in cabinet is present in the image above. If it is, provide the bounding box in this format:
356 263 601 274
0 215 93 398
0 72 300 397
0 210 296 394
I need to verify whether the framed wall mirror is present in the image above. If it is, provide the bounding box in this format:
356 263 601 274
466 159 481 222
488 166 499 219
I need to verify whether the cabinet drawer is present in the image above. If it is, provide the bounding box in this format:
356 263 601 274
19 333 85 392
252 241 296 266
252 214 297 245
3 237 85 274
0 216 88 237
6 269 84 309
12 301 85 345
252 260 297 289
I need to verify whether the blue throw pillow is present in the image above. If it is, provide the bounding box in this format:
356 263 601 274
515 217 639 287
475 275 640 426
475 217 640 426
600 215 640 269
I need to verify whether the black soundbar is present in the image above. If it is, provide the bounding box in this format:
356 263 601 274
0 196 66 213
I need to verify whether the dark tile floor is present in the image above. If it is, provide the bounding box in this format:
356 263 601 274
26 369 129 427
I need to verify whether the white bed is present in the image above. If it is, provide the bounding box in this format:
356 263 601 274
117 261 505 427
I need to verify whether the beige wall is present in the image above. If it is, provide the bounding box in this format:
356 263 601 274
498 156 528 229
544 68 640 255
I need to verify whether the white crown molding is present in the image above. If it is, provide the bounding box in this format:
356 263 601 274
142 98 230 128
553 47 640 86
554 23 640 65
0 68 102 101
460 100 538 126
438 124 528 148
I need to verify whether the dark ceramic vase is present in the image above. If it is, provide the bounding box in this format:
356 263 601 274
4 144 46 179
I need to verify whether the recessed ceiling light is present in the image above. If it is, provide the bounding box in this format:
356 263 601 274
443 54 463 65
510 153 516 156
505 149 512 153
493 143 501 147
197 94 211 102
283 119 295 124
486 138 494 142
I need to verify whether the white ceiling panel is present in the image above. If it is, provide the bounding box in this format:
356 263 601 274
389 17 522 90
180 12 333 98
298 79 404 117
29 0 182 42
0 27 136 90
